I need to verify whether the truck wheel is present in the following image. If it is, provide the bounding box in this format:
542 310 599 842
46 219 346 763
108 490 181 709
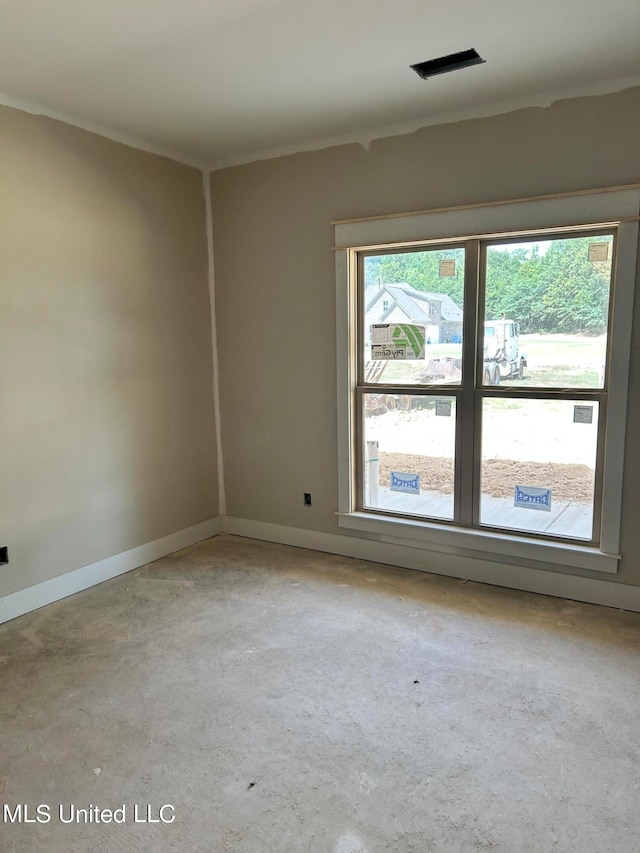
492 367 500 385
518 361 525 379
483 369 491 386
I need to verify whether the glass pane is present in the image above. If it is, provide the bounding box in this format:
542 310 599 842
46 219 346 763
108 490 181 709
482 234 613 388
362 247 465 386
362 394 457 520
479 398 599 541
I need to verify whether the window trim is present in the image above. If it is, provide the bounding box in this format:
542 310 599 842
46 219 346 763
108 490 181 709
335 189 640 575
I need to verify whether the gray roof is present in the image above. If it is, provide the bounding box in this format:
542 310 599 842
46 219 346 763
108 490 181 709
366 283 463 324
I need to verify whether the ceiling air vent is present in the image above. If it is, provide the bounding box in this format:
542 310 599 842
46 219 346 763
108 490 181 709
411 48 485 80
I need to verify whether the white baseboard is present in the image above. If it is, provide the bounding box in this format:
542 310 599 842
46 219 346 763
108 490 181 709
4 513 638 623
0 517 222 625
222 516 640 612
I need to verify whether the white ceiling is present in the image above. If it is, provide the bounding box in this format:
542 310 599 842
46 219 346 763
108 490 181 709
1 0 639 168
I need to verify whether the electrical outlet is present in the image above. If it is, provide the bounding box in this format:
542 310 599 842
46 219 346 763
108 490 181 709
0 546 8 566
303 493 312 507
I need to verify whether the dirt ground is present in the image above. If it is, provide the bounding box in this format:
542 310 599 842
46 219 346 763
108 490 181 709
379 452 594 501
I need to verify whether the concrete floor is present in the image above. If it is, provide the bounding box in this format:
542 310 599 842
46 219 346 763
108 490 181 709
1 535 639 853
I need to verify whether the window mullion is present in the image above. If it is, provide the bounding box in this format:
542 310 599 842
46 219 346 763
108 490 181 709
591 395 607 546
457 240 480 527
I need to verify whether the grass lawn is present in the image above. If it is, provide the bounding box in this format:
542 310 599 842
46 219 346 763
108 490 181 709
517 333 605 388
367 334 606 388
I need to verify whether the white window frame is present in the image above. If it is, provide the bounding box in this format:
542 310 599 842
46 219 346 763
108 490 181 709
335 189 640 574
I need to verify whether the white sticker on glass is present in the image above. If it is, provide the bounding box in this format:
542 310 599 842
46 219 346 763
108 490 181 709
573 405 594 424
435 399 452 417
439 259 456 277
371 324 425 360
588 242 609 262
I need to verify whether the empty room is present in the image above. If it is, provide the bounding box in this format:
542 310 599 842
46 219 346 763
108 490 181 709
1 2 640 851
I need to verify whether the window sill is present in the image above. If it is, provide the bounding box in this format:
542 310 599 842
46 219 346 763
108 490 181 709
336 511 620 574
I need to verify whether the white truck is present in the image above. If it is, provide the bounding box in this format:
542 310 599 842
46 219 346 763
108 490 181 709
482 318 527 385
418 318 527 385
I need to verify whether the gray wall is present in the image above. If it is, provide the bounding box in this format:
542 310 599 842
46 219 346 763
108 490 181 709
0 107 218 598
211 86 640 586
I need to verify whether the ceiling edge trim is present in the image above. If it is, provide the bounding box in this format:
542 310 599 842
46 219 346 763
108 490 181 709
0 91 205 170
207 74 640 172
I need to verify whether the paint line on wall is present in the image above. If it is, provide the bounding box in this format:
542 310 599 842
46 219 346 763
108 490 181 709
206 75 640 171
203 169 227 515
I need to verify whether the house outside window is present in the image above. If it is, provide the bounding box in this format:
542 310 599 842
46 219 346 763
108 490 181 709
334 188 640 574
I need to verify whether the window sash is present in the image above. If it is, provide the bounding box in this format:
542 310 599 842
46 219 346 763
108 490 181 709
353 229 625 547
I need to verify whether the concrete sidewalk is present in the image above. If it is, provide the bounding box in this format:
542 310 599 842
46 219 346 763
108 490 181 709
371 486 592 540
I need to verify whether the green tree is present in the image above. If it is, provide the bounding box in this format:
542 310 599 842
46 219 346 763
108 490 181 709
538 239 611 333
366 236 612 334
486 245 547 332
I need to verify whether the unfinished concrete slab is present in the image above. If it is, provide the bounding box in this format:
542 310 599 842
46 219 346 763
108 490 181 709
1 534 639 852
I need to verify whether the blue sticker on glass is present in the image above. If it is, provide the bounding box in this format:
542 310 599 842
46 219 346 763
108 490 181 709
514 485 552 512
390 472 420 495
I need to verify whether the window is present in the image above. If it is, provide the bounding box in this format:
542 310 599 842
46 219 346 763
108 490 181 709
335 189 640 574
